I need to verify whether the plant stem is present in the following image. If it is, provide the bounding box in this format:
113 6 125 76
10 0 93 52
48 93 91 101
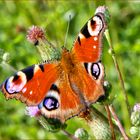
109 105 130 140
105 105 116 140
1 61 17 72
86 107 112 139
105 29 130 117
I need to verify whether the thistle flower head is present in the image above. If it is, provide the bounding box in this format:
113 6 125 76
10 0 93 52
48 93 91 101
95 6 107 14
25 106 41 117
27 25 45 45
133 103 140 112
130 103 140 127
130 126 140 138
95 6 110 24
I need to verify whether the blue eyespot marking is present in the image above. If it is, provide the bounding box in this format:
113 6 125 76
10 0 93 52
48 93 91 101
91 63 100 79
5 79 17 94
38 97 59 111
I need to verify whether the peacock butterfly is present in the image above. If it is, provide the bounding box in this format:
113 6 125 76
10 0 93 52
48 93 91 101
0 6 107 123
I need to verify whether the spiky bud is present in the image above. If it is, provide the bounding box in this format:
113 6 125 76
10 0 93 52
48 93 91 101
74 128 89 140
27 25 45 45
130 126 140 138
27 25 61 61
133 103 140 112
131 110 140 126
3 52 10 62
95 6 110 24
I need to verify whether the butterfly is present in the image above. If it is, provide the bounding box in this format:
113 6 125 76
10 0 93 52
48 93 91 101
0 8 107 123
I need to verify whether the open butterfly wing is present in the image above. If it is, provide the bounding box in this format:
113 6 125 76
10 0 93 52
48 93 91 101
69 61 105 106
71 12 106 104
38 73 85 122
72 13 106 62
0 63 85 122
0 63 58 106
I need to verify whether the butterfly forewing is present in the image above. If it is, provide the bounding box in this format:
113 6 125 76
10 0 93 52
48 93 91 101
1 63 59 106
72 13 106 62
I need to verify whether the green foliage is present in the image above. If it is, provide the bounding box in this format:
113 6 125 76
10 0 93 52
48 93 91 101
0 1 140 139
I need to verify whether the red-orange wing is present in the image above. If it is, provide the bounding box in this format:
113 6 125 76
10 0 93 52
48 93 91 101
68 61 105 106
38 73 86 123
71 11 107 105
72 12 107 62
1 63 85 123
0 63 59 106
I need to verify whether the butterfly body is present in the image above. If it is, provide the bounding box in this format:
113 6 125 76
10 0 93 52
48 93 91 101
1 10 107 123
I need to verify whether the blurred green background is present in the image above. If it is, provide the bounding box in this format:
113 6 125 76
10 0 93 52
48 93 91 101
0 0 140 140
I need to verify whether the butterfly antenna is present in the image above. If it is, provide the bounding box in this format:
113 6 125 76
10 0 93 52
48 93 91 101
64 15 71 48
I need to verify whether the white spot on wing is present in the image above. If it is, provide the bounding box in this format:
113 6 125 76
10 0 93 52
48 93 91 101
34 65 40 74
87 63 92 76
22 87 27 93
79 33 85 39
94 37 98 41
30 91 33 95
47 90 60 101
97 62 104 82
93 46 96 49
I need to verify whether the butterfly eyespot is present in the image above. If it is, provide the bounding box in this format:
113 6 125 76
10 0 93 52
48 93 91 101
91 63 100 79
13 74 20 81
84 62 101 80
4 71 28 94
5 79 16 94
43 97 59 111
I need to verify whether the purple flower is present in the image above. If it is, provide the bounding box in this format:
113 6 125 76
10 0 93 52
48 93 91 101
133 103 140 112
95 6 108 14
25 106 41 117
27 25 45 44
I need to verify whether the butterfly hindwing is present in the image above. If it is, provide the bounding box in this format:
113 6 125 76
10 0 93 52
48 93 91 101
81 61 105 104
1 62 86 122
38 74 86 122
67 60 105 106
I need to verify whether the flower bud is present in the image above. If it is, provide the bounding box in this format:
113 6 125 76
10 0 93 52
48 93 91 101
104 81 112 94
95 6 110 24
3 52 10 62
27 25 45 45
130 126 140 138
74 128 89 140
131 111 140 126
133 103 140 112
27 25 61 61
